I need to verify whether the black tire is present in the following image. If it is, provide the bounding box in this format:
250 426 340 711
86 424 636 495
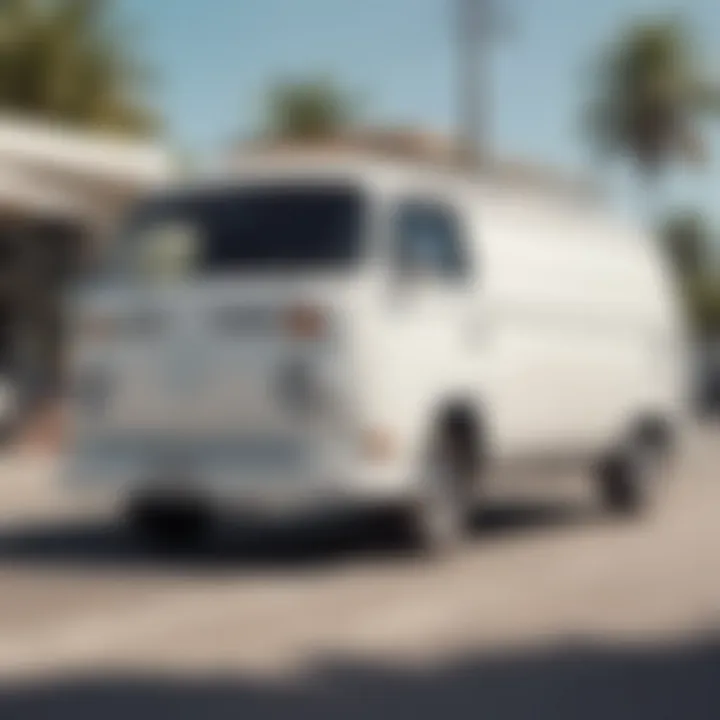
125 497 211 552
596 438 658 516
401 423 476 554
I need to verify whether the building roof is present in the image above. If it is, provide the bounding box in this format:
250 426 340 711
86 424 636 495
0 113 171 186
0 114 173 221
236 128 600 202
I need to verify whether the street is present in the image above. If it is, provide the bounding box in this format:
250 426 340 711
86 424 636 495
0 425 718 719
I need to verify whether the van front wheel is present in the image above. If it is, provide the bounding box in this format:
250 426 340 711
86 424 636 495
401 424 476 554
125 497 211 552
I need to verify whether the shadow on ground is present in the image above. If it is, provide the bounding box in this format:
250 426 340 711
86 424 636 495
0 499 601 574
0 636 717 719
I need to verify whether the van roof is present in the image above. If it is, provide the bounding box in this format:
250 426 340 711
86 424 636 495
137 153 651 258
184 150 601 207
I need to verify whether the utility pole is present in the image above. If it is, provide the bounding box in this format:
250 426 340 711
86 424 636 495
455 0 505 170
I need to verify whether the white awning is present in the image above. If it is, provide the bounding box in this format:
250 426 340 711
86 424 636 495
0 113 172 188
0 162 84 219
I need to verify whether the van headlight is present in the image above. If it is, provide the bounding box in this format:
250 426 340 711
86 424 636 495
284 305 334 343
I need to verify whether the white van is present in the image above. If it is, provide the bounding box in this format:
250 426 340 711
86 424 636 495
65 156 688 550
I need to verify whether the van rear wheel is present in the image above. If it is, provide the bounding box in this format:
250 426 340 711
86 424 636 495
596 437 660 516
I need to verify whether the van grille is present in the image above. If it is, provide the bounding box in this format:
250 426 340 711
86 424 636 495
212 306 280 336
81 434 305 467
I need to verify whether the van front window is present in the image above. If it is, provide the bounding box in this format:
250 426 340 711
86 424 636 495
116 184 365 279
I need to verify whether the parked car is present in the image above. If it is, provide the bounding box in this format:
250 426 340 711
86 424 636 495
64 156 688 552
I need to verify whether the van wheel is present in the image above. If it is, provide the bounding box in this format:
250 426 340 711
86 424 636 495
401 424 475 554
596 437 659 516
126 497 211 552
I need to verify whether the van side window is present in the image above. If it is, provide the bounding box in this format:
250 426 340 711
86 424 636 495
395 201 468 281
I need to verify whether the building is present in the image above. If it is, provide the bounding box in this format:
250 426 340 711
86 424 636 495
0 114 172 433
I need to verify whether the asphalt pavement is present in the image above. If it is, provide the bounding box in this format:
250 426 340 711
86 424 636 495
0 426 717 718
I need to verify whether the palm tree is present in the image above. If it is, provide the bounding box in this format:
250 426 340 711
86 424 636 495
659 209 711 280
585 18 719 212
0 0 157 135
658 209 720 337
261 78 358 143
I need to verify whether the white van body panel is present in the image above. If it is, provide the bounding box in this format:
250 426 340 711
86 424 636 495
473 188 685 461
64 158 687 514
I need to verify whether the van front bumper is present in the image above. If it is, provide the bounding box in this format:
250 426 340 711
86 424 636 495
62 450 414 519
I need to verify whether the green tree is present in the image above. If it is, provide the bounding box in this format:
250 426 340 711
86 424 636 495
261 78 358 142
657 210 720 337
0 0 158 135
584 18 719 208
659 209 711 279
684 276 720 337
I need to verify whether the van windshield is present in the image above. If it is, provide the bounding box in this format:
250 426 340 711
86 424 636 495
114 184 365 279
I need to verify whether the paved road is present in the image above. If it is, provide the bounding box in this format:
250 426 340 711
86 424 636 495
0 427 718 718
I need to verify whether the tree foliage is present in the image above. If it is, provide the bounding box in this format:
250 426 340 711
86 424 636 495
659 209 711 279
683 276 720 337
0 0 158 135
658 209 720 336
261 78 357 142
585 18 718 179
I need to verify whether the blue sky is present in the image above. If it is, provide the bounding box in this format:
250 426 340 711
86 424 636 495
120 0 720 220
